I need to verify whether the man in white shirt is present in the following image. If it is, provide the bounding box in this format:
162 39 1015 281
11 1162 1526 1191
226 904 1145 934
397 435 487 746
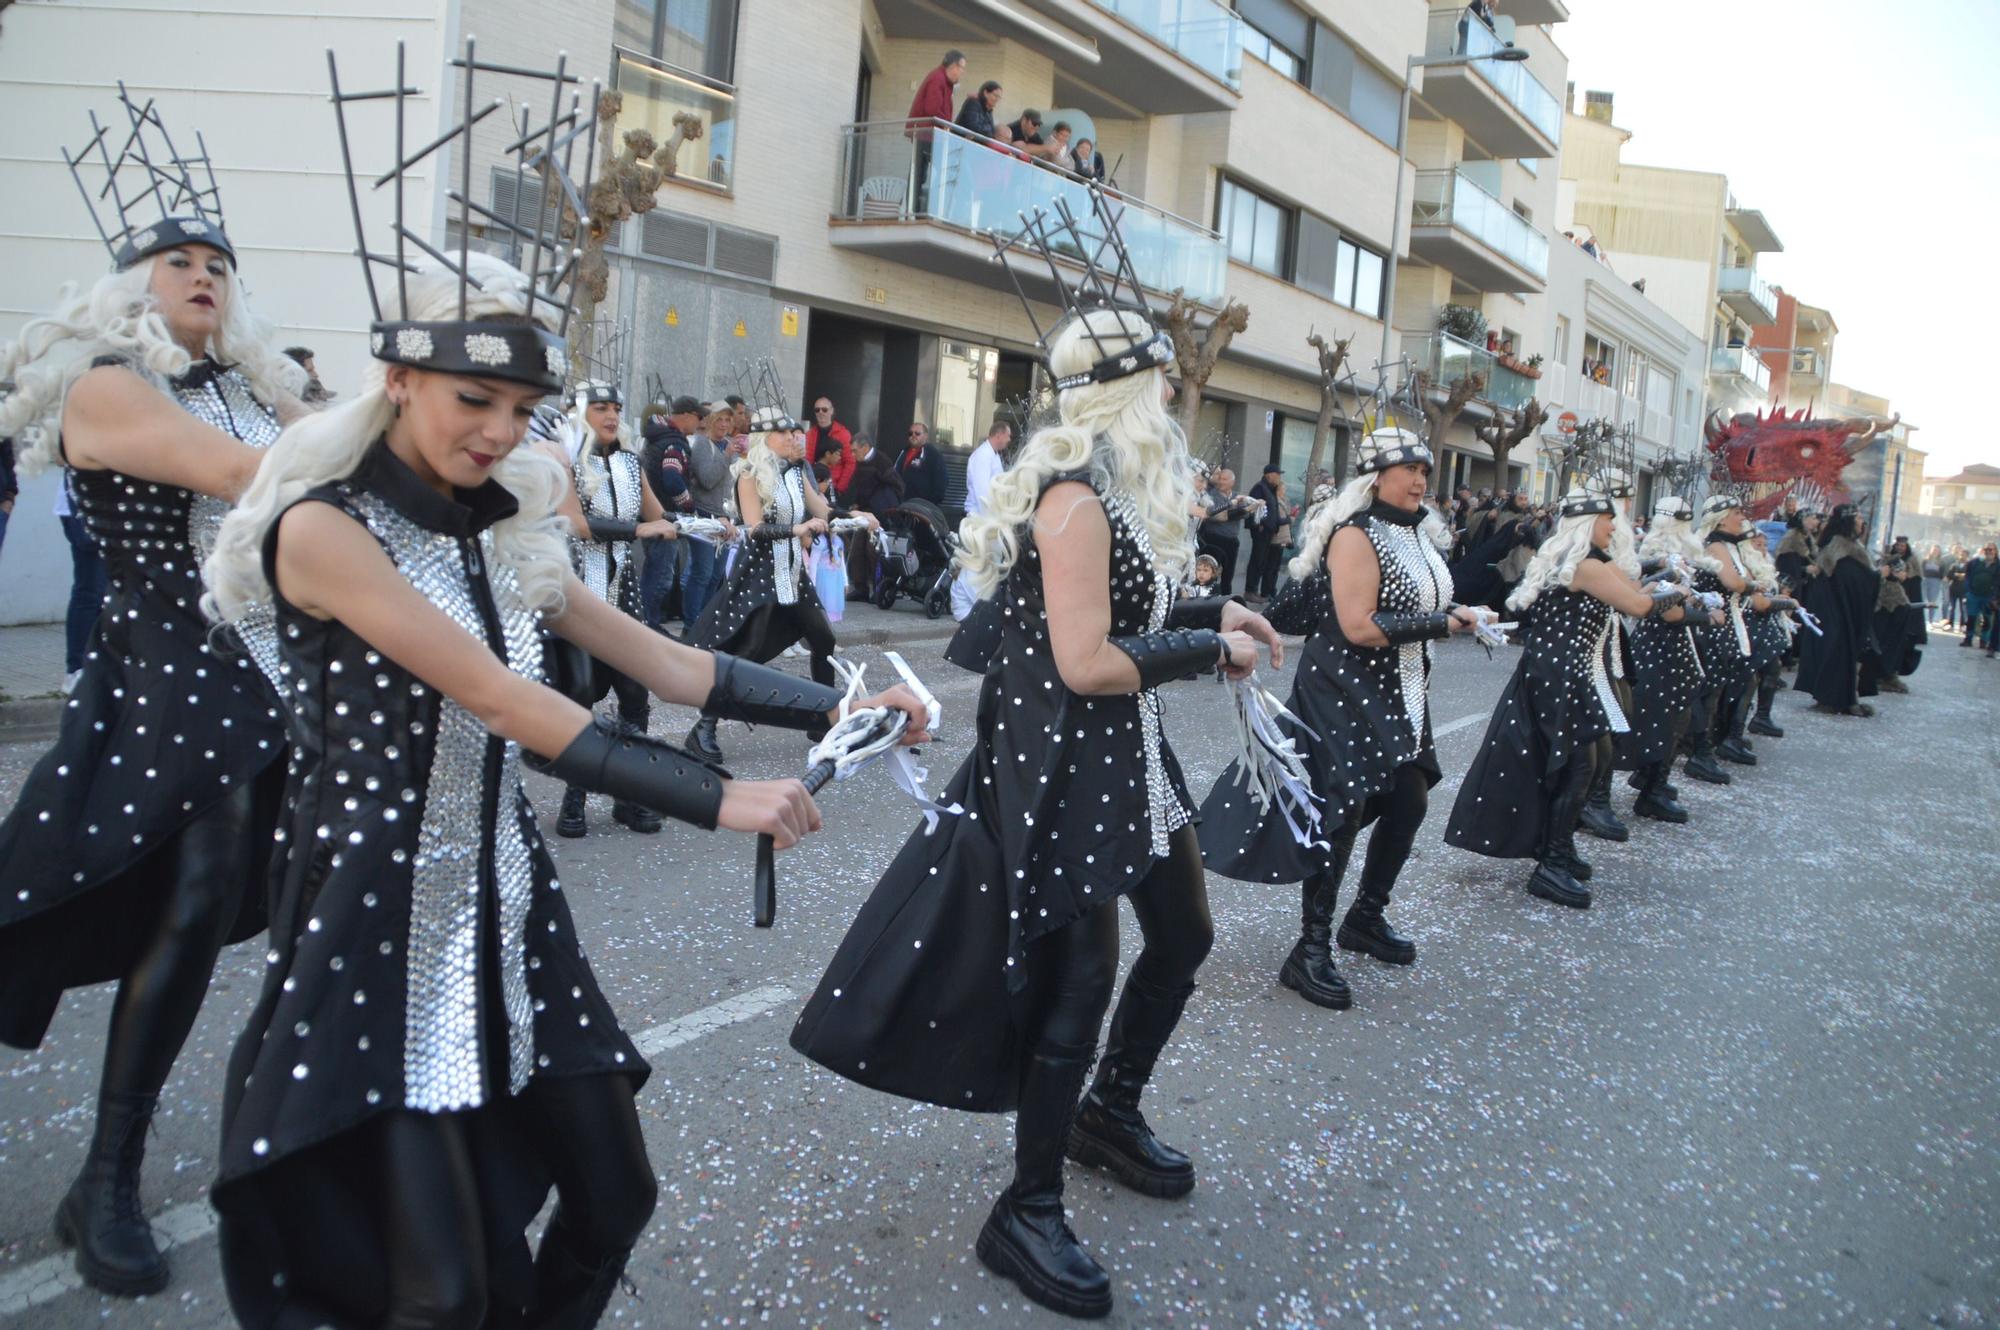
952 419 1014 618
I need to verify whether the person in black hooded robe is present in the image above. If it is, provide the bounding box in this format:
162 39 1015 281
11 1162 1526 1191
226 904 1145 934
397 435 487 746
1794 503 1881 716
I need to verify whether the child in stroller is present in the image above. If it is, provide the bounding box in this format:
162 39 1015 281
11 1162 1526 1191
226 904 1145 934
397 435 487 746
871 497 958 618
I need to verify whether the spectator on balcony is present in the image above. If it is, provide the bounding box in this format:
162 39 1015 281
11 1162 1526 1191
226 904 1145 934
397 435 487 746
1042 121 1074 170
957 80 1002 141
807 394 852 469
1459 0 1496 52
897 421 948 507
907 49 965 210
1007 109 1049 158
1070 136 1107 183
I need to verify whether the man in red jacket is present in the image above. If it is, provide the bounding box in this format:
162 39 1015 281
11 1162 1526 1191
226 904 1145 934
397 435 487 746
906 49 965 211
807 395 854 474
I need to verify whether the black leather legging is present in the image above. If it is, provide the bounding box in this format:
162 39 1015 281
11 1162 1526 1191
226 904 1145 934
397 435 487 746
1020 825 1214 1058
274 1074 657 1328
99 781 260 1098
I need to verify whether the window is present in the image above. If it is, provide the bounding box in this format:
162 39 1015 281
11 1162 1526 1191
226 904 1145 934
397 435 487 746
614 0 739 80
1553 314 1570 366
1219 178 1292 277
1237 0 1309 80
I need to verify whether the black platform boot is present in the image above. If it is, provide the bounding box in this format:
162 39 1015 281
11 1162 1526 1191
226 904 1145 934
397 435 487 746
1632 764 1690 824
53 1091 168 1296
1683 736 1733 785
1627 767 1680 802
1747 677 1785 738
1576 755 1630 843
1335 857 1417 965
1278 834 1356 1009
1067 977 1196 1199
1716 690 1758 765
1527 758 1593 909
526 1208 635 1329
978 1046 1112 1320
557 785 588 839
685 713 725 765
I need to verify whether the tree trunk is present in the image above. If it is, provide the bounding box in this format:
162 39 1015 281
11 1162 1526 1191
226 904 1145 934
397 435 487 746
1302 330 1351 484
1165 291 1250 440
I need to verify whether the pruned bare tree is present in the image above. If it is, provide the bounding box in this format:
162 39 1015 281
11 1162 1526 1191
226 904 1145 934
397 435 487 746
1164 290 1250 439
1302 329 1351 485
564 90 704 365
1410 368 1484 445
1476 399 1550 489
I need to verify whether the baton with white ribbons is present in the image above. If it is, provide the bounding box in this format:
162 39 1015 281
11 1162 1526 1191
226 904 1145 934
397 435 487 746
1222 674 1326 849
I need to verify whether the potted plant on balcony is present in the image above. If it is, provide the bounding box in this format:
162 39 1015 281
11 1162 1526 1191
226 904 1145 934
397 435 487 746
1438 303 1487 347
1523 352 1543 380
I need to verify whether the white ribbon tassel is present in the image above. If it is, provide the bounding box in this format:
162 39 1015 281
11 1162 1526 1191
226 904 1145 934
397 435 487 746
1224 673 1327 849
811 655 963 833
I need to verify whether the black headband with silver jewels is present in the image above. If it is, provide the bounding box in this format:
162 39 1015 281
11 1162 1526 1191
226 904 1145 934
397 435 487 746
330 39 599 395
65 84 236 272
1357 438 1435 475
580 381 623 407
1562 494 1617 518
1052 330 1174 392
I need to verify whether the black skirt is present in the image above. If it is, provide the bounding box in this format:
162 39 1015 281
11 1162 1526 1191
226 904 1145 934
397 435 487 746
686 537 832 662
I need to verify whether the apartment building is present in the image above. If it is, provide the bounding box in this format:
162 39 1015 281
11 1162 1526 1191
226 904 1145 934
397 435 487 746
1822 382 1923 540
1556 91 1783 422
1920 465 2000 542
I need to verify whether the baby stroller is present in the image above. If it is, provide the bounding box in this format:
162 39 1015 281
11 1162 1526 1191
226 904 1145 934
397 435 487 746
871 497 957 618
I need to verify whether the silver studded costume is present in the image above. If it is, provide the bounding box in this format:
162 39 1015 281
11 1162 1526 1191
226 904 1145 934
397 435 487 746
1445 548 1625 860
793 471 1216 1112
213 444 645 1317
571 443 645 616
1199 499 1453 884
686 460 839 687
0 357 286 1050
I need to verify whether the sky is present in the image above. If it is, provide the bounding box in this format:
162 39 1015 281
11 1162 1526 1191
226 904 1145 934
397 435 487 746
1553 0 2000 478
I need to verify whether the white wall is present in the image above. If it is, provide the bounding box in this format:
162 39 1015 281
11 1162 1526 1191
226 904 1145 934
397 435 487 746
0 0 452 623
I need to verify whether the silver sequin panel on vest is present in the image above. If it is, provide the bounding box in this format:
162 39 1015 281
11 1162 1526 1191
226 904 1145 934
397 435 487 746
1365 515 1453 759
572 446 645 601
1719 541 1752 656
345 491 546 1110
768 465 809 608
1102 491 1193 857
182 368 284 687
1589 608 1630 733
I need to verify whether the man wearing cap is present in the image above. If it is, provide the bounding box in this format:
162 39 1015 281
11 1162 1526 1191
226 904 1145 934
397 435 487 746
679 399 737 627
639 396 701 628
1244 462 1288 605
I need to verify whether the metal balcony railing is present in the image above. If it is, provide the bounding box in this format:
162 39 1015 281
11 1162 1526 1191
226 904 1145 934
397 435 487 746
834 119 1227 303
1402 331 1539 411
1710 344 1772 394
613 47 737 191
1411 169 1550 280
1091 0 1245 88
1424 9 1563 146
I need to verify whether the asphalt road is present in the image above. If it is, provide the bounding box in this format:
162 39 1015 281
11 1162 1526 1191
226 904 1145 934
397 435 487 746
1 626 1995 1329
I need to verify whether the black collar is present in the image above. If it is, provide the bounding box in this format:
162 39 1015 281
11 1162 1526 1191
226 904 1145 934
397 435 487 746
171 358 232 393
353 437 520 537
1587 546 1612 563
1710 529 1749 544
1366 498 1424 528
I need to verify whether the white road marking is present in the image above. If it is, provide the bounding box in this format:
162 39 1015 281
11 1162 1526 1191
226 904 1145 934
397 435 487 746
1433 711 1488 739
0 985 797 1319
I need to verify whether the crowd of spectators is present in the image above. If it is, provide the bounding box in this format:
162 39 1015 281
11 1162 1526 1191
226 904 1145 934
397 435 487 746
907 49 1112 190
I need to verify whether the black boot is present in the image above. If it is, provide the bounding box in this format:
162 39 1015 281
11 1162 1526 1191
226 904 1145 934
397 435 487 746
685 714 724 765
526 1209 634 1329
609 708 665 833
1067 978 1196 1198
1747 679 1784 738
1683 739 1733 785
1277 840 1355 1009
1527 756 1592 909
1632 766 1689 824
53 1091 168 1296
1577 756 1630 843
1716 689 1757 765
978 1047 1112 1319
557 785 588 839
1627 768 1680 801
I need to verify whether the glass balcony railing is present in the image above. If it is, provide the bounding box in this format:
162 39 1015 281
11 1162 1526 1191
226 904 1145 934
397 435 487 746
1717 266 1777 321
1424 9 1563 147
833 120 1227 304
1402 331 1539 412
1710 344 1772 394
1411 169 1550 280
1090 0 1245 89
613 47 736 192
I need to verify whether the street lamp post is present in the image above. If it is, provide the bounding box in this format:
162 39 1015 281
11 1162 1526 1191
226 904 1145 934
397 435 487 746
1377 39 1532 394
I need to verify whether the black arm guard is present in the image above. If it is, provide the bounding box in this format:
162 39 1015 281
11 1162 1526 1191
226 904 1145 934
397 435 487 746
1644 586 1688 620
704 652 844 730
527 718 727 830
1764 595 1798 613
1371 610 1451 645
1638 556 1670 578
1109 628 1224 690
750 522 796 543
586 515 639 543
1166 594 1238 631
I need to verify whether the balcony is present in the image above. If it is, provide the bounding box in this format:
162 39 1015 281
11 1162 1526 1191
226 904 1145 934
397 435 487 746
1402 331 1539 412
1502 0 1570 22
1420 9 1562 159
1061 0 1245 103
1717 266 1777 324
830 120 1227 306
1709 344 1772 400
613 48 736 192
1408 170 1549 292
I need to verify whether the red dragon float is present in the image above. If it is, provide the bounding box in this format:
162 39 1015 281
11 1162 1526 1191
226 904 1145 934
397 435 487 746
1703 407 1900 519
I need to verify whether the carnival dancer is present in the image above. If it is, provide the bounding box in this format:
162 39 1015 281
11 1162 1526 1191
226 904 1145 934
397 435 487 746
1775 508 1821 670
558 379 682 838
1444 481 1684 909
1690 492 1770 769
791 293 1281 1318
1199 429 1483 1009
202 56 927 1328
682 398 877 764
1740 528 1797 735
1794 504 1882 715
1621 495 1720 824
0 91 301 1296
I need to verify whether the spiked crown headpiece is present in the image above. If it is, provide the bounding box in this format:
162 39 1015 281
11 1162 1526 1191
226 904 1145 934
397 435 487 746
1560 420 1636 517
65 84 234 271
